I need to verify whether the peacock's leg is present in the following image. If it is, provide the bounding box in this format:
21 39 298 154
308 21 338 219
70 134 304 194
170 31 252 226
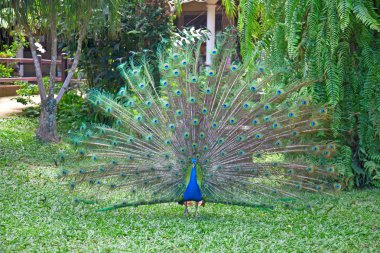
184 202 189 216
195 201 199 217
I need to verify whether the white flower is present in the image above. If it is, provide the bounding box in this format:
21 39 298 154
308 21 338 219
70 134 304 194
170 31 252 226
34 42 46 53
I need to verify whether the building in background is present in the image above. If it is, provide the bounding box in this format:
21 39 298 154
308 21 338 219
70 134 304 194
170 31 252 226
173 0 233 65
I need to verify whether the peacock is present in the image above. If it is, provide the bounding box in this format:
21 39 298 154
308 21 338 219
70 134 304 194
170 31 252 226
60 29 341 215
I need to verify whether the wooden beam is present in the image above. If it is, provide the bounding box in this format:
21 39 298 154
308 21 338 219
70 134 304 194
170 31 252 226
0 77 63 82
0 58 73 65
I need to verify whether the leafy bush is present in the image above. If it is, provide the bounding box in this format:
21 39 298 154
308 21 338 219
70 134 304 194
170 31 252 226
0 31 27 78
0 44 15 77
21 106 40 118
13 81 39 105
0 63 13 77
78 0 173 92
13 77 50 105
57 90 89 130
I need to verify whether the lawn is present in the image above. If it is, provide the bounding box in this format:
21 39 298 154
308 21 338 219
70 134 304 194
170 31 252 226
0 117 379 252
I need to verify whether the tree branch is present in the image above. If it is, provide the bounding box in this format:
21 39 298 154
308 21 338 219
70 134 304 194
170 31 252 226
27 31 47 101
55 24 87 103
48 1 58 98
15 1 47 101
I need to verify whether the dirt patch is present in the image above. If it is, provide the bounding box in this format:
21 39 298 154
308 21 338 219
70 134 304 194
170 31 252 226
0 95 40 118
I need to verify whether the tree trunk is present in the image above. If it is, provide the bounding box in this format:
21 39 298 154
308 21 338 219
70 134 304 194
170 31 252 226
36 98 60 142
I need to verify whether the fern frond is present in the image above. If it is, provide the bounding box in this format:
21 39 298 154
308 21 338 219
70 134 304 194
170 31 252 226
352 1 380 31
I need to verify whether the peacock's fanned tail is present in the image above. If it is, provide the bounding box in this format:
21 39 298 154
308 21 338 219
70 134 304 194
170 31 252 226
60 30 341 211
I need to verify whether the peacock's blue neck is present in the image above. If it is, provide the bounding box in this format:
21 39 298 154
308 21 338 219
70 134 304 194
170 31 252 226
183 162 202 202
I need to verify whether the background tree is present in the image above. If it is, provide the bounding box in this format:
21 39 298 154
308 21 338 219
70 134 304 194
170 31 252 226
1 0 121 142
78 0 173 92
236 0 380 187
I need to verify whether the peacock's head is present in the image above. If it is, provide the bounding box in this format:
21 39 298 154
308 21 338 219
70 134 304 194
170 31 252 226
191 158 197 164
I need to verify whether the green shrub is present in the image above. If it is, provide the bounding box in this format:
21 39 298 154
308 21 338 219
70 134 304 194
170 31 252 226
78 0 173 92
0 31 27 78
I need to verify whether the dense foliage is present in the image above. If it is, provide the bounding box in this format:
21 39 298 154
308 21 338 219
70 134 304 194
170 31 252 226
236 0 380 187
0 31 25 78
78 0 173 92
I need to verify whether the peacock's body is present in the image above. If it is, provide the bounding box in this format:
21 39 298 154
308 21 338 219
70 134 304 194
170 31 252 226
62 29 341 213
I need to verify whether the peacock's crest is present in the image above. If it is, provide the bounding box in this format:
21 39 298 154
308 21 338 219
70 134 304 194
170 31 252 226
60 29 341 213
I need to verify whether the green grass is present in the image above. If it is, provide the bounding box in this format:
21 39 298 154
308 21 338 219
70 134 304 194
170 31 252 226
1 117 379 252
